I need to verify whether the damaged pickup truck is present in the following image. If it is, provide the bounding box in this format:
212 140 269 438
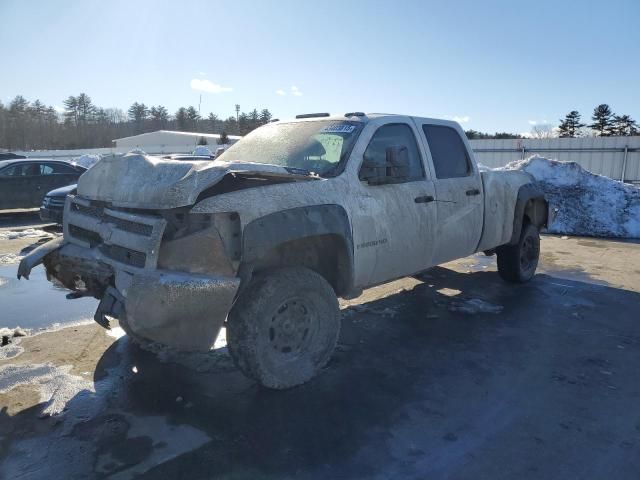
18 113 547 388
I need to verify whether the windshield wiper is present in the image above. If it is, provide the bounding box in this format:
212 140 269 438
284 167 320 177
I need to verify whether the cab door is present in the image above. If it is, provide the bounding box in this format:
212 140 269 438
349 120 437 287
420 123 484 265
0 162 39 209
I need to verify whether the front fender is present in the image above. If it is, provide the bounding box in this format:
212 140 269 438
242 205 354 292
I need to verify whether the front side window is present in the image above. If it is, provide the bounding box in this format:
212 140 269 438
360 123 424 181
0 164 24 176
422 125 472 179
219 120 363 177
3 163 41 176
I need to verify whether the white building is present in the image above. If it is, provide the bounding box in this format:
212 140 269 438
113 130 241 154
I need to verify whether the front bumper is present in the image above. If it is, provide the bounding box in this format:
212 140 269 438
18 240 240 353
39 206 63 224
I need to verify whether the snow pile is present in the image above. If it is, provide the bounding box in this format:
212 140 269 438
0 253 22 264
0 228 52 240
500 156 640 238
0 363 93 416
72 154 102 169
192 146 213 157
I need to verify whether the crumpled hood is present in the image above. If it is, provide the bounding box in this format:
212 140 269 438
77 153 306 209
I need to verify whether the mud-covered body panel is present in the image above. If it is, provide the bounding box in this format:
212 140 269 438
78 154 317 209
18 113 545 355
477 170 535 252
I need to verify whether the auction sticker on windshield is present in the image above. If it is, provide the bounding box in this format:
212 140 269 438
321 124 356 133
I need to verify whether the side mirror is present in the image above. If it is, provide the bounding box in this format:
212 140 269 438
360 145 410 185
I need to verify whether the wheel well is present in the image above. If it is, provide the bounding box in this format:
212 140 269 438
509 191 548 244
523 197 548 229
242 234 352 296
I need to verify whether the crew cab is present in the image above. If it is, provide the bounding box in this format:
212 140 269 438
18 113 547 388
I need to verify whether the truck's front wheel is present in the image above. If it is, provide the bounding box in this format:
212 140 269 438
497 223 540 283
226 267 341 389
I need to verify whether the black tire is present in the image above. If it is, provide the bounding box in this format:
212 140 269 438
497 223 540 283
226 267 341 389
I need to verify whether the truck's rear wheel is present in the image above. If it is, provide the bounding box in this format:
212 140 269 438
497 223 540 283
226 267 340 389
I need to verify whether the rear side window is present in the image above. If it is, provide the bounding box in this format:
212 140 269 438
42 163 76 174
422 125 472 179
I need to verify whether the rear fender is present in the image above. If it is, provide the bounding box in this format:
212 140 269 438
509 184 548 244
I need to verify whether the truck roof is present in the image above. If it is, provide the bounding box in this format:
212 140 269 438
282 112 462 128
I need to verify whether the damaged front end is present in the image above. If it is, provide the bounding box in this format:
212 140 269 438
18 194 240 352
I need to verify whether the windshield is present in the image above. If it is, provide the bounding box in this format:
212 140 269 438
217 120 363 177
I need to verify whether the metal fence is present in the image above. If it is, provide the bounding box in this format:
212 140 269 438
470 136 640 182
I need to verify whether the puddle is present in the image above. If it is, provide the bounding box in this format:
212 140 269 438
0 264 96 329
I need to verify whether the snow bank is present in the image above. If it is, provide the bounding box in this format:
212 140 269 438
499 156 640 238
71 154 102 169
0 228 52 240
192 146 213 157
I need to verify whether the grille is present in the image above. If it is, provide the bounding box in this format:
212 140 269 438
48 198 66 208
69 225 102 247
73 202 103 218
103 214 154 236
72 203 153 237
100 244 146 269
65 196 167 270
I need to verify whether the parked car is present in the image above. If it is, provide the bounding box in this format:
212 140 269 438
0 159 86 210
161 153 214 161
19 113 547 389
0 152 26 161
39 183 77 224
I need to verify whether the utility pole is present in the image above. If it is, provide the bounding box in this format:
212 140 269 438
235 104 240 123
198 94 202 116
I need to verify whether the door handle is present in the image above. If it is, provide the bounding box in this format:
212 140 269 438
466 188 480 196
415 195 434 204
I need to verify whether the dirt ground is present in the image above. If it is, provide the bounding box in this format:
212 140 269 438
1 213 640 479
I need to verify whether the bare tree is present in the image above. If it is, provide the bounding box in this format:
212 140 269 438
530 123 555 139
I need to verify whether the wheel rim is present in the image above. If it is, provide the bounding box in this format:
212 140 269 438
268 297 317 358
520 234 539 273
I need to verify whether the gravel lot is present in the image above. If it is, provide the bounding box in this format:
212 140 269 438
1 213 640 479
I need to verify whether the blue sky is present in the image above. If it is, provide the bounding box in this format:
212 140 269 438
1 0 639 134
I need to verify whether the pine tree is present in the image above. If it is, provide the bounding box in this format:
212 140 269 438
63 95 79 126
238 112 249 135
208 112 219 133
150 105 168 129
175 107 188 131
248 108 259 131
558 110 585 138
611 114 638 136
186 106 200 131
589 104 615 136
128 102 149 134
259 108 272 125
223 116 238 135
76 93 96 124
